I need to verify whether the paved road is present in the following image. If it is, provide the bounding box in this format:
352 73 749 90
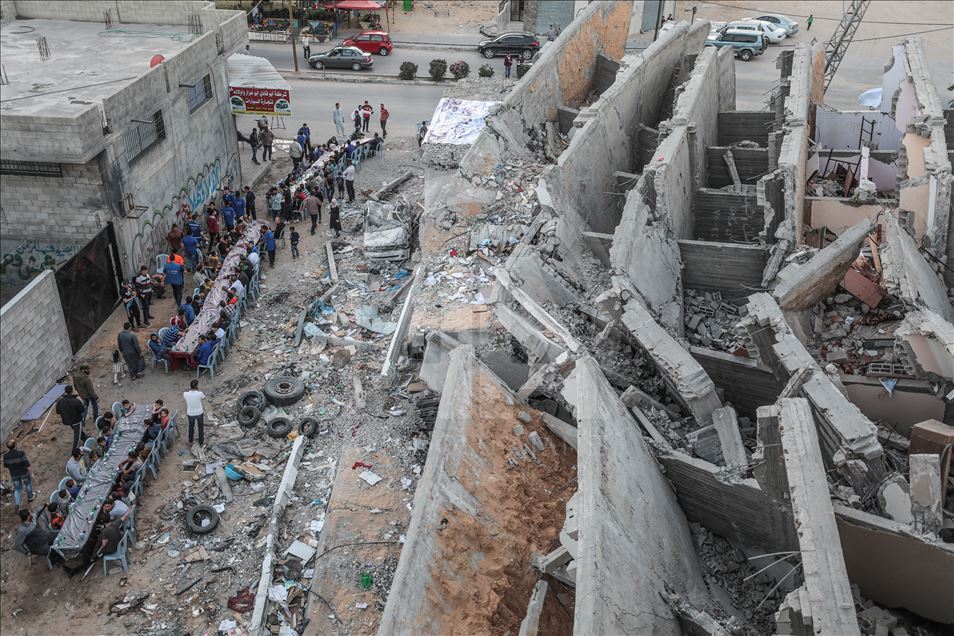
235 78 446 143
249 40 496 79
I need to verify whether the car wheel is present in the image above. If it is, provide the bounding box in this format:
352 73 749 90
521 49 533 60
308 62 317 69
238 390 266 411
352 62 361 71
739 49 753 61
264 376 306 406
186 504 219 534
238 406 261 429
379 47 389 56
266 416 294 438
298 417 320 438
483 48 495 59
315 61 324 69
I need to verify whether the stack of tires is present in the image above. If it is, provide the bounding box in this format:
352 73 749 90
236 376 319 439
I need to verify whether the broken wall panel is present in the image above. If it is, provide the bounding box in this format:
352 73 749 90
564 357 711 635
805 198 887 237
690 346 782 418
541 19 711 237
691 189 764 243
679 240 767 297
880 212 954 322
813 108 903 151
717 111 775 147
834 504 954 624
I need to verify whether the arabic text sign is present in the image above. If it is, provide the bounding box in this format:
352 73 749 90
229 86 291 116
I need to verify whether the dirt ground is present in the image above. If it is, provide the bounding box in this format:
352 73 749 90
389 0 497 36
0 135 427 634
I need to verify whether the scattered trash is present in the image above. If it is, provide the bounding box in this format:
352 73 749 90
359 470 383 486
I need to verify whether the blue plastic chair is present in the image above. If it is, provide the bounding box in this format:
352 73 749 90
103 530 130 575
151 348 169 373
155 254 168 275
111 402 123 418
144 451 160 481
196 344 220 380
57 476 71 492
129 470 144 499
214 340 227 366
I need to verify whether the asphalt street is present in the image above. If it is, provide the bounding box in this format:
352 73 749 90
235 78 446 143
249 40 496 79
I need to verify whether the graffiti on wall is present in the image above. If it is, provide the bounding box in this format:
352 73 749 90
0 240 81 282
127 158 227 273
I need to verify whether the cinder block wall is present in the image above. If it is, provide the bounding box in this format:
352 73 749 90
0 270 73 440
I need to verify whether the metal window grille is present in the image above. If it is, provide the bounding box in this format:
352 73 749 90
186 74 213 113
123 111 166 163
0 160 63 177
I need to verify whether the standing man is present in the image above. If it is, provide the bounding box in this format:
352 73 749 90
166 223 184 254
118 323 145 380
206 210 220 248
264 225 277 267
222 197 236 231
330 198 342 238
183 379 206 446
418 121 428 148
73 364 99 423
379 103 389 139
546 24 557 41
245 185 257 220
56 385 86 450
261 125 274 161
360 101 373 133
300 123 312 154
352 106 362 136
232 189 246 222
182 231 200 272
4 440 35 511
302 33 311 59
134 265 156 323
806 14 814 30
249 127 260 165
303 190 322 235
503 54 513 78
333 102 346 140
343 159 356 203
289 137 304 170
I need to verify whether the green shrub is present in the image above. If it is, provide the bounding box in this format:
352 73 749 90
516 63 531 79
449 60 470 79
398 61 418 80
478 63 494 78
428 58 448 81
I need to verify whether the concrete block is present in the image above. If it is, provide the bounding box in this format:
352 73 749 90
908 454 943 535
712 405 747 470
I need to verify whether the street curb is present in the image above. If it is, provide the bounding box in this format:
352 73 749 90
277 69 458 86
389 41 476 52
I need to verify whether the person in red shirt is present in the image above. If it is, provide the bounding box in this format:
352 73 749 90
207 210 220 248
360 101 373 133
167 251 185 266
166 224 184 253
379 103 389 139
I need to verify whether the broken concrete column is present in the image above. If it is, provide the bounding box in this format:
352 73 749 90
772 218 873 310
876 475 914 524
418 330 461 391
909 454 943 535
517 580 549 636
777 398 860 635
562 356 711 634
621 299 722 423
712 405 747 470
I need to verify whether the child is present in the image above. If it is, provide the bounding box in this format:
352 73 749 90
290 226 300 259
112 350 125 385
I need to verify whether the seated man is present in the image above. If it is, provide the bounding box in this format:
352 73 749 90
14 509 53 557
194 335 216 368
369 132 384 153
118 449 143 488
66 448 87 483
52 489 72 516
66 478 81 499
228 274 245 300
103 495 130 521
96 517 125 558
121 399 136 416
97 411 115 433
213 320 227 342
148 333 169 361
170 308 188 331
35 501 65 537
145 417 161 443
161 324 182 349
181 298 197 325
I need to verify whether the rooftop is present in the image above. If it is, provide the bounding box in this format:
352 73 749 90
0 18 197 117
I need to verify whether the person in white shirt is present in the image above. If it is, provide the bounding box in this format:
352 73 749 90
229 274 245 299
343 160 356 203
183 379 206 445
247 249 260 273
105 496 130 520
302 35 311 59
332 102 345 140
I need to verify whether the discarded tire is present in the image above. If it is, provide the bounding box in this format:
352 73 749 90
238 390 266 411
298 417 319 438
266 416 294 438
238 406 261 429
186 504 219 534
264 376 306 407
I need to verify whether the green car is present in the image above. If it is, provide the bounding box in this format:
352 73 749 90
704 29 765 61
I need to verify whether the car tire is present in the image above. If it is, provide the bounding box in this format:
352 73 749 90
264 376 306 406
238 390 266 411
315 62 324 69
298 417 319 438
379 47 388 56
739 49 753 61
521 49 533 60
186 504 219 534
266 416 294 438
238 406 261 429
308 62 317 69
483 48 495 59
352 62 361 71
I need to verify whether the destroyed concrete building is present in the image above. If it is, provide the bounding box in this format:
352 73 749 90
369 2 954 634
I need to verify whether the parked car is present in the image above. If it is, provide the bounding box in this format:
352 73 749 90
343 30 394 56
745 13 799 35
704 30 765 61
308 46 374 71
716 20 786 44
477 32 540 60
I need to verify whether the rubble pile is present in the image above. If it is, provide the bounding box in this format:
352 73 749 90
814 292 909 376
683 289 749 353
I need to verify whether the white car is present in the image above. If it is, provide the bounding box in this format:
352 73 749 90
720 20 787 44
745 13 799 35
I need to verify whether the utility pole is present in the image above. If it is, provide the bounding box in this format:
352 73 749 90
652 0 665 41
288 0 299 72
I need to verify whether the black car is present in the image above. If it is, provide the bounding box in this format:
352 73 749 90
307 46 374 71
477 32 540 60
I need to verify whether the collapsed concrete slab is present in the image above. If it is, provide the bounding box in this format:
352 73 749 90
772 219 873 311
380 346 576 634
620 298 722 423
880 212 954 322
563 356 711 634
894 310 954 384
